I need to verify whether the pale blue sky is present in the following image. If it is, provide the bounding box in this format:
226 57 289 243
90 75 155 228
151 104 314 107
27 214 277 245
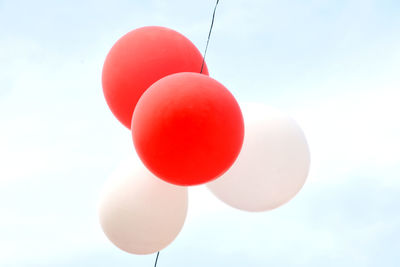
0 0 399 266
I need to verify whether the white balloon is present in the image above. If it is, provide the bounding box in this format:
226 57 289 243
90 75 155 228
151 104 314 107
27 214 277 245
207 103 310 212
99 155 188 254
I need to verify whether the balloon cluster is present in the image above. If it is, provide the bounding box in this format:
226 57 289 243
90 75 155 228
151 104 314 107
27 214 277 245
99 26 310 255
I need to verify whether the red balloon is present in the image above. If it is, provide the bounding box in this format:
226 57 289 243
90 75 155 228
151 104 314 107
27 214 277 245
131 73 244 186
102 26 209 129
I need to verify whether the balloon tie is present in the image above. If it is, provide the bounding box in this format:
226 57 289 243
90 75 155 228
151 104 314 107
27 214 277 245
200 0 220 74
154 251 160 267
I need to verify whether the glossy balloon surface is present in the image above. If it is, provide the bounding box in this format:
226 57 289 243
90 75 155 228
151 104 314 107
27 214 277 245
102 26 208 128
132 72 244 186
99 155 188 254
208 103 310 211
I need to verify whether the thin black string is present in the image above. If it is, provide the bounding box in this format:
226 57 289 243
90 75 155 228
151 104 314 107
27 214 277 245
152 3 219 266
200 0 220 74
154 251 160 267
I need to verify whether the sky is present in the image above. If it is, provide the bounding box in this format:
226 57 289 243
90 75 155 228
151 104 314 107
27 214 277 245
0 0 399 266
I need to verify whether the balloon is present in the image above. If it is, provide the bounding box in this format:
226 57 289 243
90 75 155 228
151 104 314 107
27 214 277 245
98 155 188 254
102 26 209 129
131 72 244 186
207 103 310 212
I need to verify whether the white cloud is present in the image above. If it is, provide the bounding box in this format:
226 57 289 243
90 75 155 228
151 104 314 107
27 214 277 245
292 86 400 185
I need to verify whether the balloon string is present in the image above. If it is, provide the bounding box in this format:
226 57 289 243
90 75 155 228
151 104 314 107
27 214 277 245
154 251 160 267
200 0 220 74
152 3 218 266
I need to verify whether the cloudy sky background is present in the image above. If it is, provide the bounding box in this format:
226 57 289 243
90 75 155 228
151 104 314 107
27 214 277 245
0 0 399 266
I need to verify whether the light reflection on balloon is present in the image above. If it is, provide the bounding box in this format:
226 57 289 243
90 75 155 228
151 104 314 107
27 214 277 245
99 155 188 254
207 103 310 212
